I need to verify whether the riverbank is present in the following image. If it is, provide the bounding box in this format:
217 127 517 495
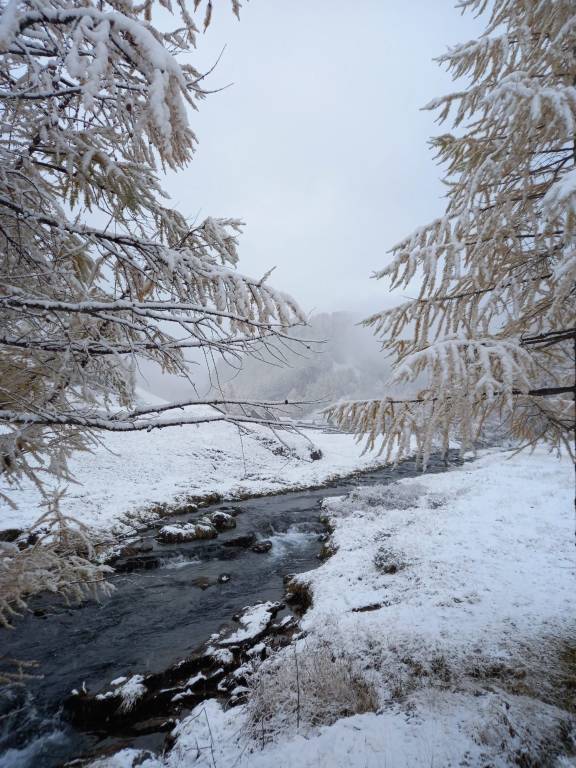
6 458 460 768
89 447 576 768
3 405 389 539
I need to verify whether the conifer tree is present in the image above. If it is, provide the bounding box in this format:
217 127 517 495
328 0 576 467
0 0 306 623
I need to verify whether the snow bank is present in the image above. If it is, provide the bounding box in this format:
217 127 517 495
306 447 574 654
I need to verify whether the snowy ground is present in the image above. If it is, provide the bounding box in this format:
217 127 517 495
90 447 576 768
1 405 385 536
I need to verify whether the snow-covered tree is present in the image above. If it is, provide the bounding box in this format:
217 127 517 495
0 0 306 624
328 0 575 466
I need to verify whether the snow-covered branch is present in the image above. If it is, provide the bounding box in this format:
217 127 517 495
0 0 312 622
330 0 576 463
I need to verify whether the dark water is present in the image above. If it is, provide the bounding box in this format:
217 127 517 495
0 455 457 768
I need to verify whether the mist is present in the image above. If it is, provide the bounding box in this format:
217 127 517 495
139 2 482 404
214 312 396 417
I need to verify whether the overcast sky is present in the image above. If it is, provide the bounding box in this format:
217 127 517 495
164 1 482 318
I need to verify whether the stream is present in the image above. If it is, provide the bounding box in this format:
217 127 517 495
0 454 457 768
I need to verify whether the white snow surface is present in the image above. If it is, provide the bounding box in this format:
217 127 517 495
306 450 574 654
542 167 576 215
219 601 278 646
90 447 576 767
2 402 385 534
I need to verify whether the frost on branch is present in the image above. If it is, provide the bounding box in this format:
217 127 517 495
328 0 575 464
0 0 307 621
0 493 114 628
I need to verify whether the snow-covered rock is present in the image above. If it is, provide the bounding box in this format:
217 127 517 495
156 522 217 544
220 601 282 646
208 511 237 531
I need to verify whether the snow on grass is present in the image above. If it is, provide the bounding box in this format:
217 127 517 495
95 692 575 768
1 403 386 535
94 674 146 713
305 447 574 656
90 447 576 767
114 675 146 713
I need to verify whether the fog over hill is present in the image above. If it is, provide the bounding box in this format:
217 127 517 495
212 312 401 418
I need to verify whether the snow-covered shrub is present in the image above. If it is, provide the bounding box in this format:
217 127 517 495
246 639 378 739
115 675 147 714
373 545 407 575
95 674 147 714
322 481 425 518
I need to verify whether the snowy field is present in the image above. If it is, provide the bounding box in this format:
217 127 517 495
2 406 385 535
89 447 576 768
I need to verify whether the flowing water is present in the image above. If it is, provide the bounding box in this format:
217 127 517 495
0 455 457 768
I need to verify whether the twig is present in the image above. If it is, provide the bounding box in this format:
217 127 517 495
294 644 301 731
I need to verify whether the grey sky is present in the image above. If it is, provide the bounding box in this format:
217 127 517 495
165 1 482 317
